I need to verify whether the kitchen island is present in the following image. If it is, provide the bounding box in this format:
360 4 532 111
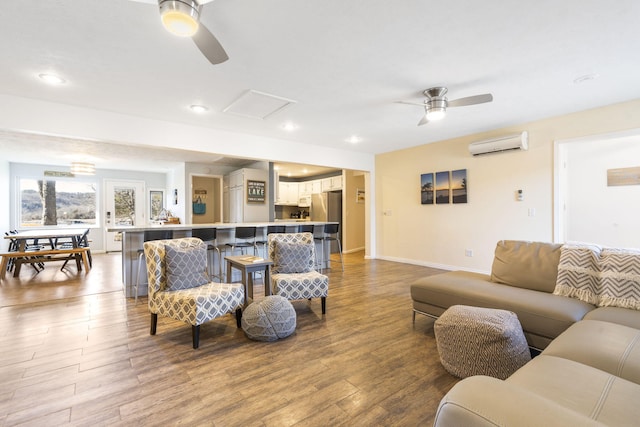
107 221 337 298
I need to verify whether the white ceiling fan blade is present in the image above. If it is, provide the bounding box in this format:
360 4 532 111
192 23 229 64
417 114 429 126
396 100 427 107
448 94 493 107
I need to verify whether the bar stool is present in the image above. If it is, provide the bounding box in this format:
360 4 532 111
225 226 258 256
297 224 321 269
297 224 314 233
191 228 223 282
255 225 286 258
134 230 173 304
314 223 344 272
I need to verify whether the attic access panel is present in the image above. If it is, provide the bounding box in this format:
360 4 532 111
223 90 296 120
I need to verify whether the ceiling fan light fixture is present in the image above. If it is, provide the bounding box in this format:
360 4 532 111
425 98 447 121
160 0 201 37
426 108 446 121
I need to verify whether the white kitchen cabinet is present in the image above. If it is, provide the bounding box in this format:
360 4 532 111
311 180 322 194
228 186 243 223
321 178 332 192
321 175 342 192
224 167 269 222
330 175 342 190
277 182 299 205
228 169 244 188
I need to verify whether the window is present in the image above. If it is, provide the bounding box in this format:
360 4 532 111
20 178 97 227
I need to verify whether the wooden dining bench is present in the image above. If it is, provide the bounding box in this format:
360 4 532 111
0 247 91 279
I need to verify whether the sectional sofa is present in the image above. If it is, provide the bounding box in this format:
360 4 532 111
410 240 640 426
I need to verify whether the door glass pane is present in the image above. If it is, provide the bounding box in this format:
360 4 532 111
114 187 137 226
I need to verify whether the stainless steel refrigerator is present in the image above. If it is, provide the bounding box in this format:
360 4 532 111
311 191 342 252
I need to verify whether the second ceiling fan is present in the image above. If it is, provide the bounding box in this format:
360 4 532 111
398 87 493 126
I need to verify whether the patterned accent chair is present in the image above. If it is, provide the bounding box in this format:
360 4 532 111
144 238 245 349
267 232 329 314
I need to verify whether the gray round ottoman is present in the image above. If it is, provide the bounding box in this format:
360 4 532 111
241 295 297 341
434 305 531 379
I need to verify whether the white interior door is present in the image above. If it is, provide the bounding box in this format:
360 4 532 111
104 180 145 252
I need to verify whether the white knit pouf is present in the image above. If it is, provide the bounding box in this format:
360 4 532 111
434 305 531 379
241 295 297 341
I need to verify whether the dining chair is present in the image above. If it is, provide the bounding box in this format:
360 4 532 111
59 229 92 270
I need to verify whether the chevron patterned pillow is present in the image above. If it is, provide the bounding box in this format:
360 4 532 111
164 242 209 291
274 241 314 274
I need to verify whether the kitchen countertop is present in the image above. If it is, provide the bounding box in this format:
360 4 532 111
107 220 333 233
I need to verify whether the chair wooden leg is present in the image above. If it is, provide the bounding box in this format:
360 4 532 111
321 296 326 314
192 325 200 349
236 308 242 328
150 313 157 335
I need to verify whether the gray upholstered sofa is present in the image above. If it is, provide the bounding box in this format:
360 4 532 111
411 240 640 426
411 240 640 350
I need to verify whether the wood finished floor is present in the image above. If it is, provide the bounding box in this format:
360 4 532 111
0 251 457 426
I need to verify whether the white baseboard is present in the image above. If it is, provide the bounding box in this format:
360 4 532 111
373 255 489 275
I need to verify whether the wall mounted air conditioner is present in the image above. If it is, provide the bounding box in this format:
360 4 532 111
468 131 528 156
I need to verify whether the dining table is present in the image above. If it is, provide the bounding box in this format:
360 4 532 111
3 228 89 276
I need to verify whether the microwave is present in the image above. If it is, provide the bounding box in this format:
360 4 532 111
298 195 311 207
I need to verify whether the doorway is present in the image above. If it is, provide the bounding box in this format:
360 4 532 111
104 180 145 252
191 174 223 224
555 129 640 248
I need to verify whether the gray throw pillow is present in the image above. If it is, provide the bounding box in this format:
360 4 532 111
165 243 209 291
274 242 314 274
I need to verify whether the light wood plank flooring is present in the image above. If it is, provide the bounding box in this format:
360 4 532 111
0 251 457 426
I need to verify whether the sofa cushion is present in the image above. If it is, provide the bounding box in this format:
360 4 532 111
434 375 604 427
542 319 640 385
507 355 640 425
491 240 562 293
583 306 640 330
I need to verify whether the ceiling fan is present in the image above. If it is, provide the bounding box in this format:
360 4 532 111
132 0 228 65
398 87 493 126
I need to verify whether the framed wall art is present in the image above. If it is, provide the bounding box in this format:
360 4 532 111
435 171 450 204
247 180 266 203
451 169 468 204
420 173 434 205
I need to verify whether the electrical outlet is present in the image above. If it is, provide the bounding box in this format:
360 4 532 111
528 208 536 217
465 249 473 257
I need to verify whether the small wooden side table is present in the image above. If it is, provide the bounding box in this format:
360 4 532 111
225 255 273 306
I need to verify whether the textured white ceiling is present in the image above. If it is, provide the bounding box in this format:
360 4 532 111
1 0 639 174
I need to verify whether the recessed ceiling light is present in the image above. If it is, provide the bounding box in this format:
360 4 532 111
346 135 362 144
38 73 66 85
189 104 209 113
282 122 298 132
573 73 600 84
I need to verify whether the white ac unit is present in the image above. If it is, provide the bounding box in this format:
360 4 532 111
468 131 528 156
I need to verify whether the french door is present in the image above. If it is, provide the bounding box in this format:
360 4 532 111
104 180 145 252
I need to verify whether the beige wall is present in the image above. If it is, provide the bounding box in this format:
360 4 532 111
343 170 366 253
375 98 640 273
